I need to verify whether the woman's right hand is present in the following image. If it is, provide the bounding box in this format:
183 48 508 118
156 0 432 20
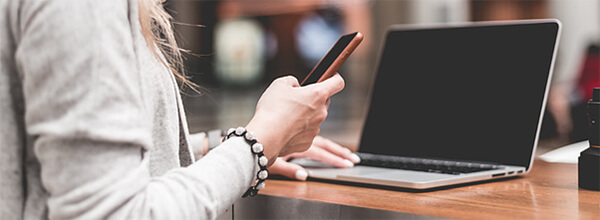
246 74 345 166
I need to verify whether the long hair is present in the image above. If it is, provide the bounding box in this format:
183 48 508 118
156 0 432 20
138 0 196 90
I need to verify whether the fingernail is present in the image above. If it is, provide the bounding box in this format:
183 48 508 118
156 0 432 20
343 159 354 168
295 170 308 181
350 153 361 163
344 148 352 154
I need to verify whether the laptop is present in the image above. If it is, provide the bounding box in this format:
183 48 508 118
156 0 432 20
294 20 561 189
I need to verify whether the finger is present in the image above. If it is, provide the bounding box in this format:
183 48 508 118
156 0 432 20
268 158 309 181
304 146 355 168
313 136 360 163
307 73 345 97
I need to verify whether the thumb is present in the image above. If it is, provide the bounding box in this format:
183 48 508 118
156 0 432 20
268 158 309 181
308 73 345 97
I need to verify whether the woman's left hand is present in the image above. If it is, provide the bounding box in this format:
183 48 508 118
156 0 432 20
267 136 361 181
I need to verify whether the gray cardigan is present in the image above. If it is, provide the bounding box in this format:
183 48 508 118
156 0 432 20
0 0 257 219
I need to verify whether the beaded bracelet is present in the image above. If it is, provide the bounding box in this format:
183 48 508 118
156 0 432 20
223 127 269 198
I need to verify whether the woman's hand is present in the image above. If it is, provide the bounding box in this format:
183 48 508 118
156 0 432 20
268 136 361 181
246 74 345 166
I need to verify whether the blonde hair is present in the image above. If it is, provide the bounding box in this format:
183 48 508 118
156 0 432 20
138 0 196 90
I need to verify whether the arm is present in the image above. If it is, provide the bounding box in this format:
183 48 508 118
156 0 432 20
17 0 255 219
17 0 344 218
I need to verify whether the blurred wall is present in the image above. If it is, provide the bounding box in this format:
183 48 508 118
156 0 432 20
549 0 600 91
167 0 599 142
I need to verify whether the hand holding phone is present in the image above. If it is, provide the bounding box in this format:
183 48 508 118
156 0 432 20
301 32 363 86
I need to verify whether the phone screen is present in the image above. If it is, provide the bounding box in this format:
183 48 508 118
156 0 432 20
301 32 359 85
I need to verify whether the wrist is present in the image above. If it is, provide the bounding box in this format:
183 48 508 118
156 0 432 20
202 129 228 156
246 119 284 166
202 136 209 156
223 127 270 197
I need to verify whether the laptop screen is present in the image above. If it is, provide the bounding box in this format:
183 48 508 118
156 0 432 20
359 21 560 169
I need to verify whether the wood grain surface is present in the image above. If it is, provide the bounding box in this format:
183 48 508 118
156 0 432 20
260 160 600 219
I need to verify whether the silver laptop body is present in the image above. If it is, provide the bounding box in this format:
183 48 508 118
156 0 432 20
296 19 561 189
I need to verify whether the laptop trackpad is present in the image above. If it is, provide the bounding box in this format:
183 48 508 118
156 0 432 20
343 167 452 181
309 166 454 189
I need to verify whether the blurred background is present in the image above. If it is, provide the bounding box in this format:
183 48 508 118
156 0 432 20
167 0 600 154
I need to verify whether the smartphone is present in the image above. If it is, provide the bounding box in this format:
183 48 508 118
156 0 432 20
301 32 363 85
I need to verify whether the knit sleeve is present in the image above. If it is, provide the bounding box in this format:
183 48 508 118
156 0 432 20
16 0 257 219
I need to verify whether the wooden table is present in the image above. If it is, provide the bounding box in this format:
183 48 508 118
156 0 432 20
255 160 599 219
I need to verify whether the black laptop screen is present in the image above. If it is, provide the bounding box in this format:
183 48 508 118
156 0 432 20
359 21 559 169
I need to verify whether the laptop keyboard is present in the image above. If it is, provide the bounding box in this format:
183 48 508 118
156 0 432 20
357 153 501 175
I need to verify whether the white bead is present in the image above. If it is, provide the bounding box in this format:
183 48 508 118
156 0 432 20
235 127 245 136
244 131 256 141
226 128 235 136
252 143 263 154
259 156 268 167
256 182 266 190
258 170 268 180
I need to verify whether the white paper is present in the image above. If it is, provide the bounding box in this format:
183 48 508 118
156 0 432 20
538 140 589 164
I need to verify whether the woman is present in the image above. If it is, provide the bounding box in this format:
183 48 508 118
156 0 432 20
0 0 358 219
